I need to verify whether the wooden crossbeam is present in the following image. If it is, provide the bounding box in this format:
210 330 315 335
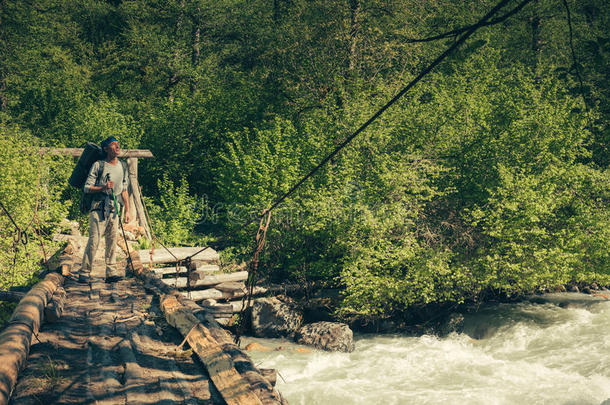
40 148 154 158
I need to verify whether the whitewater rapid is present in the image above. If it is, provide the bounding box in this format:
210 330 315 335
245 293 610 405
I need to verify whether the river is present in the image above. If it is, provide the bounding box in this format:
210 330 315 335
243 293 610 405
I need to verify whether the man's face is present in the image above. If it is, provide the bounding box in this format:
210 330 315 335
104 141 120 158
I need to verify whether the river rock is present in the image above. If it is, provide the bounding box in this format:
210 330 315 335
295 321 355 353
245 342 272 352
438 312 465 336
251 296 303 338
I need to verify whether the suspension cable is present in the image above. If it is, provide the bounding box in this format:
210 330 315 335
182 0 533 264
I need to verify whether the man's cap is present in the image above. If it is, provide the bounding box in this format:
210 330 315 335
101 136 119 149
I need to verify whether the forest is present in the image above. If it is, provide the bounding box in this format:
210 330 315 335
0 0 608 322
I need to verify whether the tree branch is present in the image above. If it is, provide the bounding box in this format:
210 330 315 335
405 0 533 43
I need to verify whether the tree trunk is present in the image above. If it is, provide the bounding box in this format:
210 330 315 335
0 74 6 112
0 0 7 111
169 0 186 102
0 272 64 405
531 0 541 82
348 0 361 71
190 5 201 94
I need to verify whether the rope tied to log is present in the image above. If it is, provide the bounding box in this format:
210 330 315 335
234 209 272 346
176 321 200 351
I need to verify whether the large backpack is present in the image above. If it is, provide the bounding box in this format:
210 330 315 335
68 142 105 188
69 143 128 214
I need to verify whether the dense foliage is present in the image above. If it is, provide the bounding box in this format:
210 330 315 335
0 0 608 321
0 121 71 290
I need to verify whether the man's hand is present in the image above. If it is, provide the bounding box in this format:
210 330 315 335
106 180 115 190
124 211 131 224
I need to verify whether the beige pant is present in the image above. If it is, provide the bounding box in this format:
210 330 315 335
81 210 121 278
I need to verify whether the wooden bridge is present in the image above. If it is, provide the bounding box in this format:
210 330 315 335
0 230 286 404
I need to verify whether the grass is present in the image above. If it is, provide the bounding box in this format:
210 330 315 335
40 355 67 388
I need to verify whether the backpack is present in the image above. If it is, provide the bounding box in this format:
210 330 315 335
78 161 106 214
68 142 105 188
69 142 128 214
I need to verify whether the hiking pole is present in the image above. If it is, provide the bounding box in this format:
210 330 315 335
107 176 136 276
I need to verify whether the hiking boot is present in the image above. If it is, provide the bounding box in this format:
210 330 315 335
77 274 92 284
105 275 124 283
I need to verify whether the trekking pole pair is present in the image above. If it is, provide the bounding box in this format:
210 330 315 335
106 174 136 276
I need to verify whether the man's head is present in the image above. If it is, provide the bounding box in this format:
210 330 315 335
101 136 120 159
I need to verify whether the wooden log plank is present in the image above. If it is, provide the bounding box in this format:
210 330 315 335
153 266 188 276
127 194 137 226
181 289 228 301
127 158 152 239
40 147 154 158
185 283 315 303
160 295 262 405
0 272 64 405
187 268 226 282
153 264 219 277
178 299 284 404
44 287 66 323
138 246 219 264
202 300 250 314
215 282 247 293
162 271 248 289
259 369 277 387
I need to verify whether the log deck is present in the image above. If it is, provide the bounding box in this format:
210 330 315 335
0 238 284 404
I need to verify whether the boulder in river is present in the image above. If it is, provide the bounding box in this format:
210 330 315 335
251 296 303 338
245 342 272 352
295 321 355 353
437 312 465 336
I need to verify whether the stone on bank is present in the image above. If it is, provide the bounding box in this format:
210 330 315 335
295 321 355 353
251 296 303 338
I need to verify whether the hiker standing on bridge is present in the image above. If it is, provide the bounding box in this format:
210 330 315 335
79 136 130 284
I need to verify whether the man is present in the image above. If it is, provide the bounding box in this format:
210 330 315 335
79 136 130 284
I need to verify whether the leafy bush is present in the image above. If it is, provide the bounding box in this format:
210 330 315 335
212 50 609 321
145 174 202 246
0 121 71 289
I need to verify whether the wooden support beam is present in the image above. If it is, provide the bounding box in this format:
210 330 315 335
40 148 154 158
160 295 263 405
0 272 64 405
181 283 312 303
127 158 152 239
201 300 249 315
153 264 219 277
182 288 228 301
162 271 248 289
188 268 230 282
138 246 219 265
